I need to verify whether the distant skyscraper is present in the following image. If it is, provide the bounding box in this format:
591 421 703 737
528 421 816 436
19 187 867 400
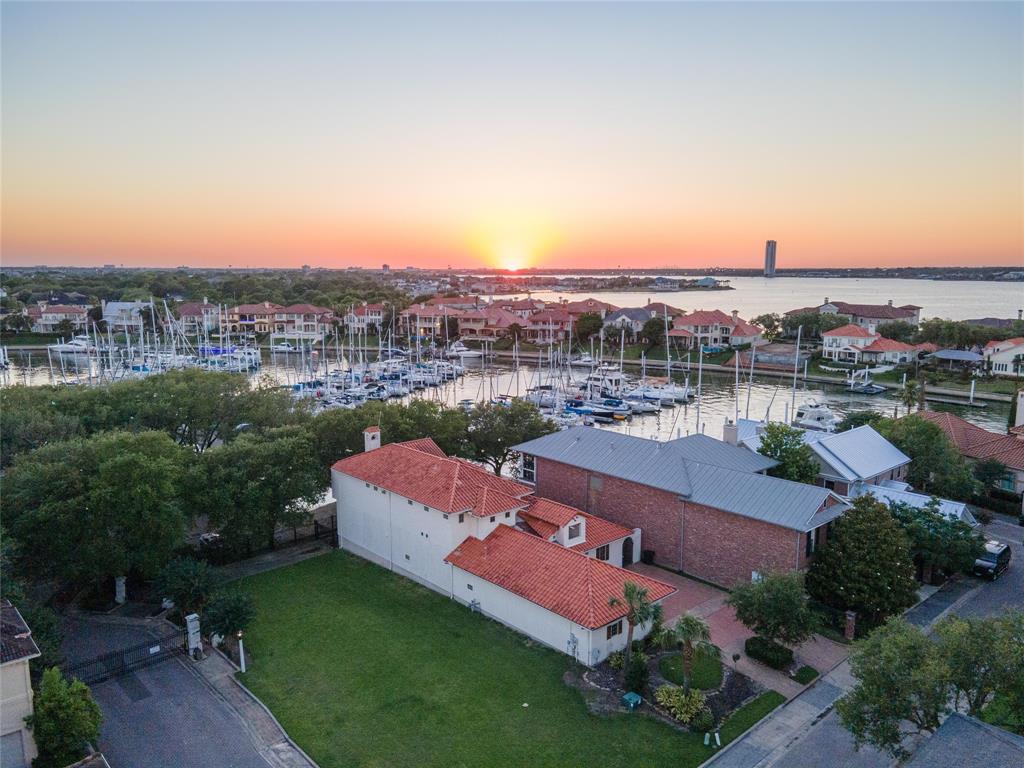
764 240 777 277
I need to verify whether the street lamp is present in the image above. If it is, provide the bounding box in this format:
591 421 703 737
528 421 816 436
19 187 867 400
237 630 246 673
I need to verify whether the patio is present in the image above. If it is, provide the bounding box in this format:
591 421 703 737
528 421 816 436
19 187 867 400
628 564 849 699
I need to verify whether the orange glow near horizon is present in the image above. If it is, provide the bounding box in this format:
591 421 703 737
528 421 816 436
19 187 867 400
1 2 1021 270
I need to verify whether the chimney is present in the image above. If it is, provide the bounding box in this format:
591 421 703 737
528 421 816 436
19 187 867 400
731 309 739 319
723 420 739 446
1018 309 1022 320
364 426 381 452
824 297 829 305
888 299 893 306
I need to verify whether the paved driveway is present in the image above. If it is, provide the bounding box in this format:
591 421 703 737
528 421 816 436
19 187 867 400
958 516 1023 619
63 617 271 768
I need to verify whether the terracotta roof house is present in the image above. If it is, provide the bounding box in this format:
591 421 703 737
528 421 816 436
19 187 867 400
644 302 684 319
1 600 40 767
32 304 89 333
497 297 547 318
331 430 659 665
343 302 387 332
563 298 619 318
785 298 922 330
227 301 283 334
670 309 763 350
859 336 918 364
457 306 521 340
982 337 1024 378
515 427 847 587
174 299 219 334
525 308 573 345
916 410 1024 496
425 295 481 310
399 303 464 337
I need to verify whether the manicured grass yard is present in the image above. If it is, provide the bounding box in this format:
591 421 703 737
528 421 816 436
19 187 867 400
658 652 724 690
239 552 781 768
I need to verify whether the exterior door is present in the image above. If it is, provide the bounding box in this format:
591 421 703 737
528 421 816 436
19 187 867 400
622 536 634 567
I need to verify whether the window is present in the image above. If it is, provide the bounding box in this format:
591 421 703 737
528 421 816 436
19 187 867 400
568 522 581 540
490 516 495 523
458 513 465 523
596 545 610 561
424 505 430 511
606 620 623 640
365 482 370 488
408 499 413 505
522 455 536 483
823 479 836 491
443 513 449 520
805 530 815 557
505 511 510 519
467 583 473 591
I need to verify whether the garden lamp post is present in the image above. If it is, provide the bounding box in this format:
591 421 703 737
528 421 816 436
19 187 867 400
238 630 246 673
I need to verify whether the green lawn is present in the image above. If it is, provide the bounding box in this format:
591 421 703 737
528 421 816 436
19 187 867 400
239 552 778 768
658 652 724 690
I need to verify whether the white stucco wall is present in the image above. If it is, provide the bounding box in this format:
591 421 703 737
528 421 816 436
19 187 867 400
580 528 641 567
1 660 37 766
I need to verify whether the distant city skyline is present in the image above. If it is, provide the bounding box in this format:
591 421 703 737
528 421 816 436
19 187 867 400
2 2 1021 271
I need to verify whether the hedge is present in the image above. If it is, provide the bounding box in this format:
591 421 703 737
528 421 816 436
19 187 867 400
971 494 1020 517
745 636 793 670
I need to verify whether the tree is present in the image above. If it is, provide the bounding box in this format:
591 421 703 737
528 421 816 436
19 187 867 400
54 318 76 337
751 313 782 343
204 588 256 639
506 322 525 343
640 317 665 351
4 430 189 589
660 614 718 693
574 312 603 343
973 458 1008 491
198 425 324 553
608 581 659 675
836 410 882 433
468 400 556 475
155 557 216 616
26 667 103 768
875 321 918 343
934 612 1024 717
900 379 919 415
888 500 984 577
806 496 918 628
876 416 977 500
757 422 818 484
0 532 64 676
727 571 818 647
836 618 948 759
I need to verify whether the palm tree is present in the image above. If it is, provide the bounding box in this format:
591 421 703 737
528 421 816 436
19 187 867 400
608 581 658 672
662 614 719 692
901 378 920 415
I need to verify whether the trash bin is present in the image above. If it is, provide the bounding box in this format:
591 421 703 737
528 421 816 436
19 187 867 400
621 692 642 711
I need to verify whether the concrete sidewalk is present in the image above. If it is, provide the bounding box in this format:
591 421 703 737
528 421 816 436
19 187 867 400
216 539 332 582
703 578 982 768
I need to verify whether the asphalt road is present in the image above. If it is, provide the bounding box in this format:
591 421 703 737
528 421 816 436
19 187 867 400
63 617 271 768
957 516 1023 619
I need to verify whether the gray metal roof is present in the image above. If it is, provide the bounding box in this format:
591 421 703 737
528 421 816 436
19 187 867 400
929 349 983 362
514 427 837 531
604 308 652 324
905 713 1024 768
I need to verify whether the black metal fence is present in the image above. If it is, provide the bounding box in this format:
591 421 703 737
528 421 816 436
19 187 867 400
62 628 187 685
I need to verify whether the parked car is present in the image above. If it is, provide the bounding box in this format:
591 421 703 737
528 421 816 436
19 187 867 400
973 540 1011 580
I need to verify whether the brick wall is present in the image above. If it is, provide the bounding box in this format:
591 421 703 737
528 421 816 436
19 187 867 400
534 456 815 587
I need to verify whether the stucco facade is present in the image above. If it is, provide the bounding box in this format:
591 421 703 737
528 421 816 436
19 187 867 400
1 654 38 767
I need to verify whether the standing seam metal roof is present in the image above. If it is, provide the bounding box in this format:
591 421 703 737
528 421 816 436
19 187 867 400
514 427 837 531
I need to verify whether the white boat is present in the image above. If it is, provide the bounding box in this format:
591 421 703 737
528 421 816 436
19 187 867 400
579 364 628 396
48 335 97 354
570 353 596 366
794 398 841 432
271 342 301 353
446 341 482 359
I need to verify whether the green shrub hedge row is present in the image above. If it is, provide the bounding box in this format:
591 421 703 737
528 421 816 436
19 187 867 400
745 636 793 670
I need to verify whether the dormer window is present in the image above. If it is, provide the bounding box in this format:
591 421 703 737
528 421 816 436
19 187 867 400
568 522 581 540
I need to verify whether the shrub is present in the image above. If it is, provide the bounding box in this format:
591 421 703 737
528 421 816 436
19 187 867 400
793 665 819 684
608 650 625 670
203 588 255 639
692 707 715 732
155 556 215 616
745 636 793 670
654 685 708 724
26 667 103 768
624 653 650 693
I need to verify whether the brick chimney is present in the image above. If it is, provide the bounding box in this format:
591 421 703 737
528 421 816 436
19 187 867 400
364 426 381 452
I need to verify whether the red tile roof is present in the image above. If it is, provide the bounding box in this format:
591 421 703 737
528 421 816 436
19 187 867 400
786 302 918 320
445 525 675 628
332 440 530 516
282 303 333 315
564 298 620 314
523 497 580 528
400 436 445 456
176 302 217 317
351 303 386 316
916 411 1024 471
822 323 877 338
862 337 916 352
644 302 684 317
426 295 479 307
528 309 572 325
570 514 634 553
667 328 694 337
984 337 1024 351
915 342 939 353
232 302 284 314
731 320 762 337
400 303 465 318
43 304 88 314
674 309 734 327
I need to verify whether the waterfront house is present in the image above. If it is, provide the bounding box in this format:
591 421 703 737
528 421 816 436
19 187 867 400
343 302 387 333
916 410 1024 496
331 429 666 665
274 303 335 339
602 308 652 338
525 308 573 345
669 309 762 350
983 337 1024 378
786 298 922 331
227 301 283 334
31 303 89 334
643 301 684 320
514 427 846 587
398 303 464 338
731 420 911 495
457 305 521 341
821 323 879 362
1 600 40 768
101 299 154 331
563 298 619 319
858 336 918 364
496 297 547 319
425 295 481 310
174 299 219 334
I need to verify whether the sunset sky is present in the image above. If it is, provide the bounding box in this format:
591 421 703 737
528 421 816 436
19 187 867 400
2 2 1021 271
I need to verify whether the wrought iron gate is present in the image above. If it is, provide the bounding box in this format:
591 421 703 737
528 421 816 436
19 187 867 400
61 628 187 685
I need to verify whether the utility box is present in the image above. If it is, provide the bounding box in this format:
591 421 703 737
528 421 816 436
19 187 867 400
185 613 202 657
